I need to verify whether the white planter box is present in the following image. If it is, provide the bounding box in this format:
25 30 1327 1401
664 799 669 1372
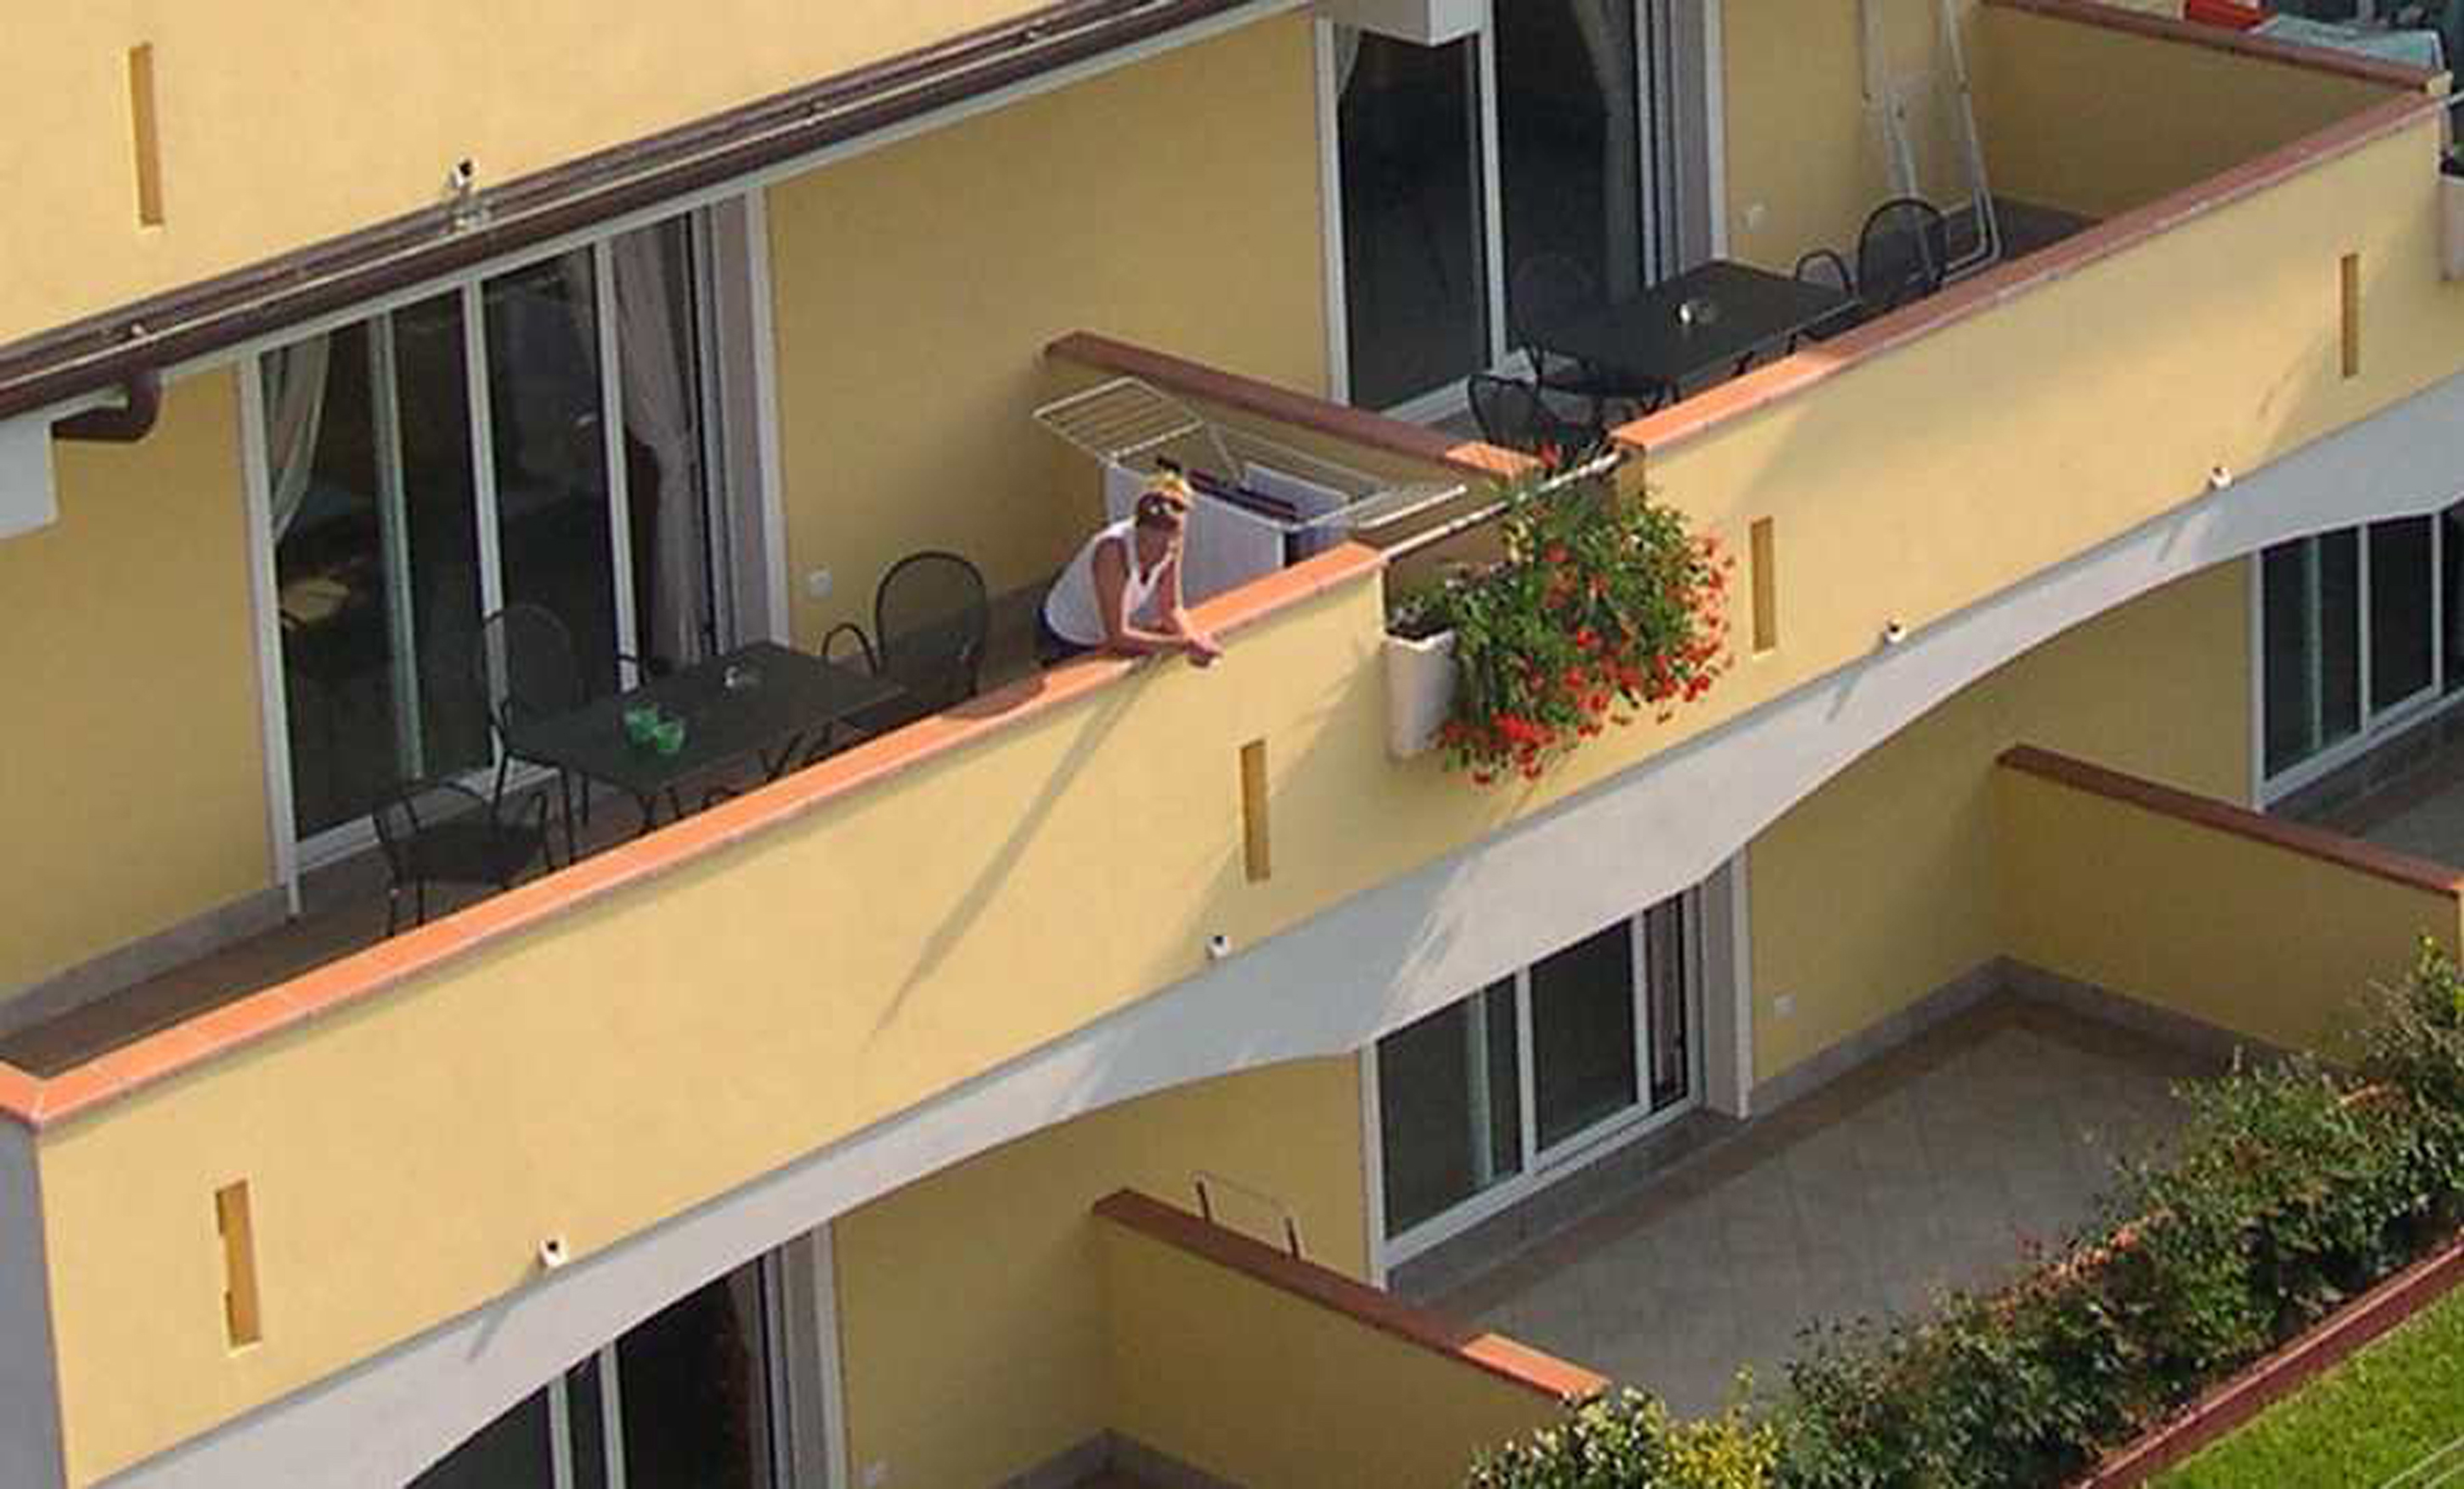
2443 173 2464 282
1383 628 1458 760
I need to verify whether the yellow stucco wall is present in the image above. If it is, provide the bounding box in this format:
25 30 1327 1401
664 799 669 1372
0 369 270 995
0 0 1109 347
1976 4 2409 220
1100 1206 1569 1487
1720 0 1978 273
1996 766 2461 1051
31 565 1396 1487
1749 562 2251 1084
832 1058 1365 1489
763 15 1328 642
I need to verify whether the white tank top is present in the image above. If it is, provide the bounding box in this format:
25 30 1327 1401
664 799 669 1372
1044 518 1169 647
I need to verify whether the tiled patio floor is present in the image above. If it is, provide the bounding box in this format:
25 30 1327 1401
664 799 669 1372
1431 996 2217 1418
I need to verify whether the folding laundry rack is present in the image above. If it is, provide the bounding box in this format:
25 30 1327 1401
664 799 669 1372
1032 375 1467 541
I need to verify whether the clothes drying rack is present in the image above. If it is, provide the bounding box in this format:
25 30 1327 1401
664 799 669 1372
1033 376 1466 539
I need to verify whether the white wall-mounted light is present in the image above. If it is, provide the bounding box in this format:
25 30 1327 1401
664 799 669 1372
1880 619 1909 648
2207 464 2233 492
537 1235 569 1271
1205 932 1232 962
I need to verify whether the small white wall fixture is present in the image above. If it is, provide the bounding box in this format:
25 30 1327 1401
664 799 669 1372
1314 0 1482 47
0 416 58 540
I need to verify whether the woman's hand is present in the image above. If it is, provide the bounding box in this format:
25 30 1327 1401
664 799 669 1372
1180 627 1224 667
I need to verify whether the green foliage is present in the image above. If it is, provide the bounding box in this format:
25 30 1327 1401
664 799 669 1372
1470 944 2464 1489
1396 460 1732 785
1469 1387 1778 1489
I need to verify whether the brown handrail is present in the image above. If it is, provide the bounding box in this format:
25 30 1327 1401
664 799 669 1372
1094 1189 1608 1405
1998 746 2464 897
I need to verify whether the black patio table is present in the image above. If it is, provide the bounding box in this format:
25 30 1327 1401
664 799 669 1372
1526 259 1855 403
506 640 905 835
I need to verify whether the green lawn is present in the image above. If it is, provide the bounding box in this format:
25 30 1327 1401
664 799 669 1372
2155 1284 2464 1488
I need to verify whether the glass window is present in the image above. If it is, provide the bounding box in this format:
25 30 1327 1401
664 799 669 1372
617 1266 777 1489
1645 898 1690 1111
2261 531 2361 778
1377 981 1521 1235
406 1389 555 1489
270 293 484 838
1498 0 1655 344
2370 516 2436 713
1530 920 1641 1151
1338 31 1490 409
485 250 621 696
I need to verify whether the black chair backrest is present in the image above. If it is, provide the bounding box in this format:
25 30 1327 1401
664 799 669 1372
472 603 583 739
1794 248 1854 298
874 551 989 710
1856 197 1950 315
1507 254 1603 354
371 779 485 878
1467 373 1565 456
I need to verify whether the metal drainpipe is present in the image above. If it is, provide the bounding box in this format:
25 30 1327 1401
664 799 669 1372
50 372 161 444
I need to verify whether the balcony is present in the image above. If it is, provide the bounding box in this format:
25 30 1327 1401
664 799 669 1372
9 5 2464 1482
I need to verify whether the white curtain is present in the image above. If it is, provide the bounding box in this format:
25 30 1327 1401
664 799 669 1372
610 223 703 665
263 335 332 538
1333 24 1365 97
1570 0 1645 300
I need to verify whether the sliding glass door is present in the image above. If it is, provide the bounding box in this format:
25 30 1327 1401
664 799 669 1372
2262 503 2464 792
1376 894 1696 1258
1330 2 1693 412
265 214 730 852
1335 31 1490 411
410 1256 785 1489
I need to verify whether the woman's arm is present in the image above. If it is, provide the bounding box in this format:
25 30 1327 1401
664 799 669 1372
1093 538 1210 659
1153 549 1222 664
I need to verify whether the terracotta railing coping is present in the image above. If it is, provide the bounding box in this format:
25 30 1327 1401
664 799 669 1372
0 544 1388 1133
1998 744 2464 897
1619 86 2443 457
2075 1230 2464 1487
1999 0 2449 92
1092 1188 1609 1405
1046 331 1535 482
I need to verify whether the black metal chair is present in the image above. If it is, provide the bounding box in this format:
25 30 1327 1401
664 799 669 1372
1855 197 1951 318
804 551 990 761
1791 248 1860 344
1468 373 1595 457
1508 254 1660 418
469 602 586 856
371 779 551 934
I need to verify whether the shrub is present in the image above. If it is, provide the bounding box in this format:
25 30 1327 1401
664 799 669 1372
1396 458 1733 785
1469 1386 1777 1489
1470 945 2464 1489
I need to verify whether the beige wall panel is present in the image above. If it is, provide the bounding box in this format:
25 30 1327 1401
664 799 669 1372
0 0 1158 346
1749 562 2249 1083
1995 767 2459 1051
764 16 1328 641
833 1058 1364 1489
1100 1215 1565 1486
0 369 269 996
1975 5 2404 218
